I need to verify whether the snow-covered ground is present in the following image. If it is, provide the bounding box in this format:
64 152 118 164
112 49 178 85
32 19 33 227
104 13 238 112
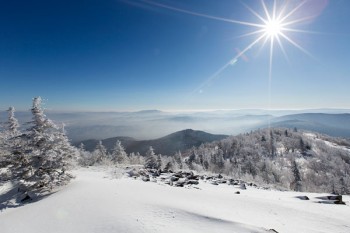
1 167 350 233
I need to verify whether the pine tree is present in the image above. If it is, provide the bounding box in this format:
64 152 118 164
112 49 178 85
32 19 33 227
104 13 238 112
2 106 26 182
93 140 108 164
6 107 20 138
155 154 163 170
18 97 75 197
78 143 94 166
174 151 183 169
111 140 128 164
144 146 157 169
291 160 302 191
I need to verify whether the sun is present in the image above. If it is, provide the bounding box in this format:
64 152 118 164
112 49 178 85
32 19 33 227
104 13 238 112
264 19 283 38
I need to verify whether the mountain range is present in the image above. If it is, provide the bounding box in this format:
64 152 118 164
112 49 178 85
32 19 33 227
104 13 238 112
76 129 228 156
2 109 350 142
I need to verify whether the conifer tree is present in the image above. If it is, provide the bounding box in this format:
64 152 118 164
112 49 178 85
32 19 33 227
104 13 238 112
93 140 108 164
111 140 128 164
18 97 75 197
144 146 157 169
6 107 20 138
2 107 22 180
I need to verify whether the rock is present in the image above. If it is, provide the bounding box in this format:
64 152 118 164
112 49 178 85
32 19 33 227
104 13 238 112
183 171 194 177
187 174 199 180
126 169 139 177
269 229 279 233
170 176 179 182
234 191 240 194
328 195 345 205
217 174 223 179
164 180 171 185
240 183 247 190
296 196 309 200
334 200 345 205
175 182 185 187
211 181 219 185
142 176 150 182
20 193 32 203
187 180 199 185
173 172 183 178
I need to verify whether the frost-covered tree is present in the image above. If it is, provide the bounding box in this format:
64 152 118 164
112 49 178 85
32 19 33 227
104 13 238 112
93 140 108 164
129 152 144 165
111 140 128 164
1 107 21 156
1 107 23 180
6 107 20 138
18 97 75 197
144 146 157 169
174 151 183 170
78 143 93 166
155 154 163 170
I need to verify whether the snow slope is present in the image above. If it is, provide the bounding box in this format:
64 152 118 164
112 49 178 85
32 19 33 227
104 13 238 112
1 168 350 233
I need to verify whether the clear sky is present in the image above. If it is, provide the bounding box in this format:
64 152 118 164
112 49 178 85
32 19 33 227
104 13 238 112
0 0 349 111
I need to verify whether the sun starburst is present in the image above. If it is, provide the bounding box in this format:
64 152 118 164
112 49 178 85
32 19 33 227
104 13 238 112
137 0 317 94
187 0 316 94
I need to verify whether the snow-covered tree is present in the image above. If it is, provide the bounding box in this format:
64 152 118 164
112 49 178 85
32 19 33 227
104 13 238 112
93 140 108 164
78 143 93 166
1 107 21 156
174 151 183 170
144 146 157 169
1 107 23 180
5 107 20 138
110 140 128 164
18 97 75 197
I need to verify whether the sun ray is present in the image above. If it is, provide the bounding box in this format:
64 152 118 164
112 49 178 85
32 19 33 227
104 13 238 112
272 0 277 21
281 15 318 27
140 0 263 28
261 0 272 22
275 35 290 64
241 2 267 24
192 33 267 94
234 29 266 39
280 0 307 22
282 28 321 34
279 32 315 59
277 1 288 20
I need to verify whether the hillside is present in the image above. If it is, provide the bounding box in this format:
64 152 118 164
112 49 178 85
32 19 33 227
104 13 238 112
183 128 350 194
1 168 349 233
77 129 228 155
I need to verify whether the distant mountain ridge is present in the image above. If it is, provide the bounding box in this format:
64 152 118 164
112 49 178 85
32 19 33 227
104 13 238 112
267 113 350 137
3 110 350 141
76 129 228 156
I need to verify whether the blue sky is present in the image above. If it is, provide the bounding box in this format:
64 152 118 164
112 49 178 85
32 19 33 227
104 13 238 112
0 0 349 111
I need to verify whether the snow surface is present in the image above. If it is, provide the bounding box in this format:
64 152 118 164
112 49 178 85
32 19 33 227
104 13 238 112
1 167 350 233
